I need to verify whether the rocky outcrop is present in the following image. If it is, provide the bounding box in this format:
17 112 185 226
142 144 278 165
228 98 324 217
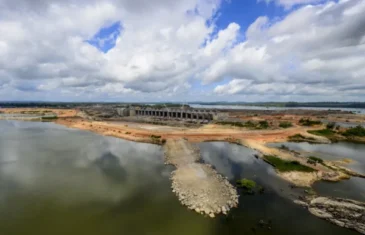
295 197 365 234
164 139 239 218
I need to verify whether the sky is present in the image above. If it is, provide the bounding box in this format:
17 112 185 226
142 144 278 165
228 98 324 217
0 0 364 102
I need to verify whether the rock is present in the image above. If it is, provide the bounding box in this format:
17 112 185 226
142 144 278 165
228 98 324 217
309 208 333 219
209 213 215 218
294 200 308 207
195 208 201 213
332 220 345 227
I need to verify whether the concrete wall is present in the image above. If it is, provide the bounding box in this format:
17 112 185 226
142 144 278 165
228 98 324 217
133 108 216 122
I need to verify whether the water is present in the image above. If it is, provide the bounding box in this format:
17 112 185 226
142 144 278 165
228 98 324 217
190 104 365 114
268 142 365 202
198 142 356 235
0 121 357 235
267 142 365 174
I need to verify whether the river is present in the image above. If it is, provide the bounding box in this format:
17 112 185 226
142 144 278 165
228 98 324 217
0 121 357 235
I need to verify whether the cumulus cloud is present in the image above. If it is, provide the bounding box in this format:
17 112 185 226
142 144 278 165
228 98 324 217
210 0 365 101
0 0 364 101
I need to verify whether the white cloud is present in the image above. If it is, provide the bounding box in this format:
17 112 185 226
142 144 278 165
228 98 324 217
0 0 364 102
210 0 365 100
258 0 323 8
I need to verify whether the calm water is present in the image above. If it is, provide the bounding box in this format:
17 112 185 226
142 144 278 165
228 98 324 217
268 142 365 202
190 104 365 114
0 121 356 235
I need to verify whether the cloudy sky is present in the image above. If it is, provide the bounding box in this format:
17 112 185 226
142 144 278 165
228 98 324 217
0 0 364 102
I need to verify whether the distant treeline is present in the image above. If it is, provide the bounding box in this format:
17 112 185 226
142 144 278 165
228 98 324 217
1 101 365 109
192 102 365 109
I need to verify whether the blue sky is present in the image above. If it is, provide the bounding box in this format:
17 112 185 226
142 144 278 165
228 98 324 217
1 0 365 102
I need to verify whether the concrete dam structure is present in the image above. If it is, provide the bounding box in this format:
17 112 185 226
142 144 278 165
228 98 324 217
133 108 223 122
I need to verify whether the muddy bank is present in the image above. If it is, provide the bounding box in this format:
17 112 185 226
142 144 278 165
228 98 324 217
164 139 238 217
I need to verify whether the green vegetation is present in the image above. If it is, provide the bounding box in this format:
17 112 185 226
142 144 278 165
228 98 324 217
216 121 245 127
288 134 316 142
236 179 257 194
307 156 324 166
279 121 293 128
308 128 336 137
263 155 316 172
150 135 161 139
299 118 322 126
308 156 324 164
236 179 256 189
216 120 270 129
125 132 131 135
326 122 336 129
258 121 269 129
41 116 58 120
342 125 365 137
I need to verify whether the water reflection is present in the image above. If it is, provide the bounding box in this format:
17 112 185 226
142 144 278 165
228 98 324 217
0 121 358 235
0 121 213 235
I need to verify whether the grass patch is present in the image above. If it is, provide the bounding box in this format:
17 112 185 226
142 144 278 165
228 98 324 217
217 120 270 129
41 116 58 120
288 134 315 142
342 125 365 137
236 179 257 194
299 118 322 126
308 129 336 137
279 121 293 128
263 155 316 172
236 179 256 189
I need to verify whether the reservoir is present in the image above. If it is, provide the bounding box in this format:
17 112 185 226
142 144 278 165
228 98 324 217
0 121 357 235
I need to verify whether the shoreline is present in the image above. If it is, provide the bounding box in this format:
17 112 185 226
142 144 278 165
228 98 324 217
53 118 364 186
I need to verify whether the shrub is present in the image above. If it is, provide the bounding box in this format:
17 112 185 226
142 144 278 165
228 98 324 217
326 122 336 129
308 156 324 164
236 179 256 190
161 139 167 144
150 135 161 139
279 145 290 151
258 120 269 129
308 129 335 137
299 118 322 126
342 125 365 137
279 121 293 128
288 134 315 142
263 155 316 172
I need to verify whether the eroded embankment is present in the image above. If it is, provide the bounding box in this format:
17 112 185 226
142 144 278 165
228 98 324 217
164 139 238 217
